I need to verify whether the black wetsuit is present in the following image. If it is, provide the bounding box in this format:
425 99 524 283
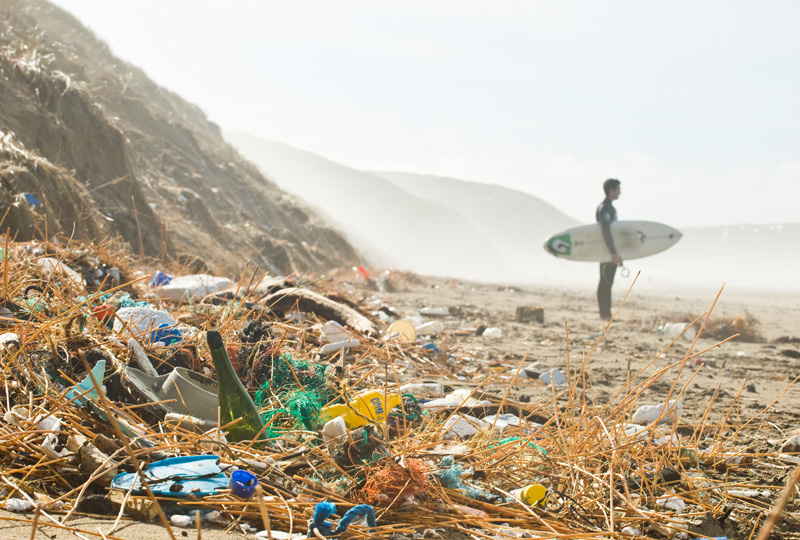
596 198 617 319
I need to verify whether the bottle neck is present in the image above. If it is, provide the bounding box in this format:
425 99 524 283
207 331 240 385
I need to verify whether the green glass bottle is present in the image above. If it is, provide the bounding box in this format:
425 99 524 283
206 330 266 444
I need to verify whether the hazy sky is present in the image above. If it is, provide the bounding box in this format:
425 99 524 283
49 1 799 227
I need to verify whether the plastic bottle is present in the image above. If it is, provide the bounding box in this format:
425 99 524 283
319 389 403 429
658 323 697 341
206 331 266 443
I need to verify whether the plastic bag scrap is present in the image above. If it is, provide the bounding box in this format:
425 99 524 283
436 456 501 503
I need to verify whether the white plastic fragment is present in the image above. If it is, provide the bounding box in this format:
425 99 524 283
0 332 20 347
36 414 62 459
3 406 28 426
164 413 218 433
427 443 471 456
128 338 158 376
37 257 85 289
238 456 275 470
653 433 683 446
442 414 486 440
321 320 352 342
113 307 178 344
631 400 683 425
415 320 443 336
319 338 360 355
623 423 648 439
482 327 503 338
420 388 491 410
420 307 449 317
204 511 229 524
371 310 390 322
156 274 232 302
781 433 800 453
170 514 194 527
539 368 567 386
5 498 34 512
727 489 764 498
321 417 348 442
399 382 444 396
483 413 540 433
656 495 686 511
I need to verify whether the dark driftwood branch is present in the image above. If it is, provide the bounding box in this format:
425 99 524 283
261 287 377 337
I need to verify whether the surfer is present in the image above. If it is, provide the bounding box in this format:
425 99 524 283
596 178 622 321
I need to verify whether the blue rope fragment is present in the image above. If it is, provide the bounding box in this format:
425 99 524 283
335 505 376 534
308 501 336 536
308 501 376 536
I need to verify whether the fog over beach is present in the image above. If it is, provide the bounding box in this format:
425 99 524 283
227 133 800 293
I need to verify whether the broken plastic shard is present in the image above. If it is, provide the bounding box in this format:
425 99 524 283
111 455 228 498
64 360 106 407
123 366 219 421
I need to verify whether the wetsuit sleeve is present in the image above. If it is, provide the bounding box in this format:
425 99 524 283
599 205 617 255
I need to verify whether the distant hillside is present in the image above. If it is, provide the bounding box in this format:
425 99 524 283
374 172 580 281
0 0 360 276
226 133 581 284
225 133 512 281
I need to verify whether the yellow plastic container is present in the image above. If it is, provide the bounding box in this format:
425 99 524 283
320 390 403 429
519 484 548 507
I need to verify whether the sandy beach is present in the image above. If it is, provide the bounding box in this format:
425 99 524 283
373 276 800 424
1 267 799 540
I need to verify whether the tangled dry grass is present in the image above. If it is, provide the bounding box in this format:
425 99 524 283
0 236 798 540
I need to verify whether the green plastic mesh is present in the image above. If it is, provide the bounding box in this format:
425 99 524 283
254 353 336 434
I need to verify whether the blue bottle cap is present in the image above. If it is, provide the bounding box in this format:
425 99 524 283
228 469 258 499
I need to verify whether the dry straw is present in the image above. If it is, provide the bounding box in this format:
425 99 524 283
0 238 795 539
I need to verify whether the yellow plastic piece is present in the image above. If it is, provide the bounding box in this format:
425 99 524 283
520 483 548 507
320 389 403 428
388 320 416 342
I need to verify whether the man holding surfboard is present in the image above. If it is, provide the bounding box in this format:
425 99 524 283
596 178 622 321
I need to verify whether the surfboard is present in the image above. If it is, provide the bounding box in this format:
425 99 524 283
543 220 682 262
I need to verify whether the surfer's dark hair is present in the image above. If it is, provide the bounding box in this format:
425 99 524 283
603 178 620 195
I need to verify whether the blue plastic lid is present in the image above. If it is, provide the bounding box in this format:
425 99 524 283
228 469 258 499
